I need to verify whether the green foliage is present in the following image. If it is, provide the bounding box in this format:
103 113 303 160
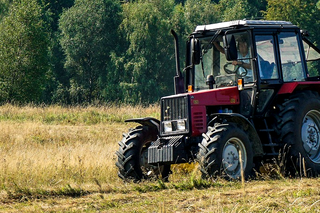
307 61 320 77
59 0 122 104
119 0 178 104
0 0 49 103
265 0 320 44
42 0 74 104
184 0 219 32
0 0 11 19
2 0 320 105
217 0 266 21
217 0 250 21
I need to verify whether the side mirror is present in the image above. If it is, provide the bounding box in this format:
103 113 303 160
223 35 237 61
279 38 284 44
191 38 201 65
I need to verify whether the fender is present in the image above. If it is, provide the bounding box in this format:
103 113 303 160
208 113 263 157
125 117 160 132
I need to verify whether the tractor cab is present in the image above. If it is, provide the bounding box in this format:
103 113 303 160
180 20 320 116
191 30 254 91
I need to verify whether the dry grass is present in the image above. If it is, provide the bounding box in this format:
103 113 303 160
0 104 145 189
0 122 121 185
0 104 320 212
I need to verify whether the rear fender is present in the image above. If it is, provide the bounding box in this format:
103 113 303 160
208 113 263 157
125 117 160 133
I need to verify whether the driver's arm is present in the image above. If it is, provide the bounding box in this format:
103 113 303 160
213 42 224 53
232 60 251 69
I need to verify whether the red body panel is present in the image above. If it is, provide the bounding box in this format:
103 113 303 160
190 105 207 135
189 86 240 106
189 86 240 136
278 81 320 94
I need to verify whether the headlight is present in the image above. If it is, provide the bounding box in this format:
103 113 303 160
176 120 186 131
163 121 172 132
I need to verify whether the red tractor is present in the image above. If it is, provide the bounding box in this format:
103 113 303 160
116 20 320 181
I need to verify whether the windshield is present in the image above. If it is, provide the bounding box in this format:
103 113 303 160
194 31 253 91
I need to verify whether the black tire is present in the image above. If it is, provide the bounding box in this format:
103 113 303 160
197 123 254 180
273 91 320 176
115 126 170 182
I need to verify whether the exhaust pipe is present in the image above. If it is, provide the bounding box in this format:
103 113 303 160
171 29 184 94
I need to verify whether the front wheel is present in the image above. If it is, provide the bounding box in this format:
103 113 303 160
197 123 254 179
115 126 170 182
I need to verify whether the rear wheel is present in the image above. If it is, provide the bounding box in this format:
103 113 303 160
197 123 254 179
273 91 320 176
115 126 170 182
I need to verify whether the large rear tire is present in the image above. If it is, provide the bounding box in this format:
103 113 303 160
197 123 254 180
273 91 320 176
115 126 170 182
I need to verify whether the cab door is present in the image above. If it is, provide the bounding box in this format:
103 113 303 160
254 33 282 115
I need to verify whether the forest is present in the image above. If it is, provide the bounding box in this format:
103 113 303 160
0 0 320 105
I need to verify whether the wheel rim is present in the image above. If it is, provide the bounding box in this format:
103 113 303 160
222 137 247 178
301 110 320 163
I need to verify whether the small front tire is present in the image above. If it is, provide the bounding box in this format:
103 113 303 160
115 126 170 182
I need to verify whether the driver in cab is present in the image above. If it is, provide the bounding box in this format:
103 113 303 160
214 35 253 82
233 36 252 81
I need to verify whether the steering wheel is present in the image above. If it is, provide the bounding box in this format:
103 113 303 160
223 62 248 77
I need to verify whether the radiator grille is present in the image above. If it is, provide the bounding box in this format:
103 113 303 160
160 95 189 136
161 96 188 121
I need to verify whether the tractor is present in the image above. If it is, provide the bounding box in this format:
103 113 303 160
116 20 320 181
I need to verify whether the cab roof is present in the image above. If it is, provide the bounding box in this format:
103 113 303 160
194 20 296 32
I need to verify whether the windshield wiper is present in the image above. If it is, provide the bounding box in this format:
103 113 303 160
201 30 222 78
202 30 222 55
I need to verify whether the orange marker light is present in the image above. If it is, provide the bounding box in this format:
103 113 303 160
188 85 194 92
238 79 244 90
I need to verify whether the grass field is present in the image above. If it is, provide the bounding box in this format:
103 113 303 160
0 104 320 212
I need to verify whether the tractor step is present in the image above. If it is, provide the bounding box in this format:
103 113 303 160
264 152 279 156
263 143 278 147
258 129 274 132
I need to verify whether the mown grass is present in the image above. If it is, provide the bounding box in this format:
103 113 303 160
0 104 320 212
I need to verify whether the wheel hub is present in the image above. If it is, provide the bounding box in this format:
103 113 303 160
301 111 320 163
222 144 240 172
306 125 319 149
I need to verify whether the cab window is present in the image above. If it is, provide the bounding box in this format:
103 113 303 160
303 39 320 78
255 35 278 80
278 32 304 82
193 31 253 91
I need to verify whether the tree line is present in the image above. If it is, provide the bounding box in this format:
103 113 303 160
0 0 319 105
